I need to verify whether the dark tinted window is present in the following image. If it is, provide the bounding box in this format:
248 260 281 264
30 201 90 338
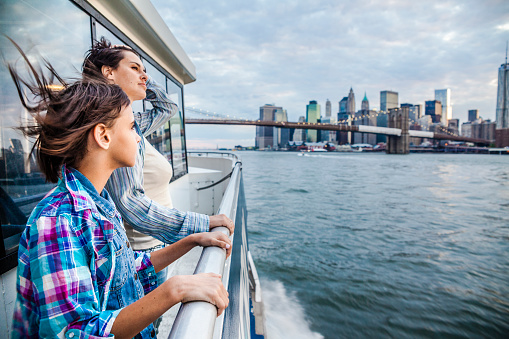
0 0 91 262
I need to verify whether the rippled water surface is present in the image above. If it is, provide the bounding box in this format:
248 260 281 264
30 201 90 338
238 152 509 339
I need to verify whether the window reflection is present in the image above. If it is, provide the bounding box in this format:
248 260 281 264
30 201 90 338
95 23 125 47
167 78 187 178
0 0 91 259
0 0 189 265
143 61 167 153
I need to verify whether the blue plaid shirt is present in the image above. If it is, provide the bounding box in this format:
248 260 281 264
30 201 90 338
12 166 158 338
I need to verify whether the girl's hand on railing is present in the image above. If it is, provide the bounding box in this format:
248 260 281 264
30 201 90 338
209 214 235 235
170 273 229 316
193 232 232 258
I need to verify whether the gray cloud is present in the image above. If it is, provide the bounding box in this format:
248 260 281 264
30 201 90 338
153 0 509 146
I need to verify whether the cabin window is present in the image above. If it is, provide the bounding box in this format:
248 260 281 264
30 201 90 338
166 78 187 178
0 0 190 272
0 0 91 273
143 61 168 154
95 22 126 47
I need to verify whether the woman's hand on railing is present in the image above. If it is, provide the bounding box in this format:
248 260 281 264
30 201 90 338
192 232 232 258
169 273 229 316
209 214 235 235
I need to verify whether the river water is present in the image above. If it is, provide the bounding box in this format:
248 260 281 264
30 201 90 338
238 151 509 339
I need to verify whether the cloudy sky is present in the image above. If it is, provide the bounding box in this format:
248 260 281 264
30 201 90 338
152 0 509 148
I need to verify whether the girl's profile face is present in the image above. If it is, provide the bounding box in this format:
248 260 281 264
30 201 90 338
109 104 141 168
107 51 147 102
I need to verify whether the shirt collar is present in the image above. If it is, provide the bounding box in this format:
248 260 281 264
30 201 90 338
60 165 116 219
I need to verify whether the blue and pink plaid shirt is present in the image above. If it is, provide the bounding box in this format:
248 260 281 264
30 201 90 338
12 166 158 338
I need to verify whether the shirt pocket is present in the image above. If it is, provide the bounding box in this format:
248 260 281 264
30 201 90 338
108 228 129 291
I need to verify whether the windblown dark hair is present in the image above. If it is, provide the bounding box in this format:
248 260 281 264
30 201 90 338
7 37 131 183
82 36 140 79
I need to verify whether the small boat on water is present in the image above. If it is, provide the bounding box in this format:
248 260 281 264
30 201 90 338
0 1 266 338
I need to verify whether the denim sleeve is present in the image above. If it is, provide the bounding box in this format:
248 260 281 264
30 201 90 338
133 251 159 294
14 216 120 338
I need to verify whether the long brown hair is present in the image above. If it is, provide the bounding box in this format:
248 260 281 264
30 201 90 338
7 38 131 183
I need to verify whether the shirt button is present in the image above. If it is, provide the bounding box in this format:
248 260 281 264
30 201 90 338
68 333 75 338
134 273 138 280
126 241 130 248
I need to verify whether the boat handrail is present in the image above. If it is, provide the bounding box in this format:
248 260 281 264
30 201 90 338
168 158 242 339
188 150 240 162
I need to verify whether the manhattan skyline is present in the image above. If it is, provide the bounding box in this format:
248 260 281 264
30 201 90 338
152 0 509 148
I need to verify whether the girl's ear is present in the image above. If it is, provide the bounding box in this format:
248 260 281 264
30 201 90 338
92 123 111 150
101 65 114 81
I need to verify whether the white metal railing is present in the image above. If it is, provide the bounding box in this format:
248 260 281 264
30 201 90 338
168 159 241 339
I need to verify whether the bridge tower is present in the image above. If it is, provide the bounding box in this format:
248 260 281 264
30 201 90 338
386 107 409 154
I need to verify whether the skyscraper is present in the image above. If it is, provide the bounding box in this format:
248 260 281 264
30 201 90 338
306 100 321 142
325 99 331 117
347 88 355 114
338 97 348 115
468 109 479 122
496 57 509 129
293 116 306 142
361 92 369 111
380 90 398 112
378 91 398 143
401 103 421 123
435 89 451 125
256 104 280 149
425 100 442 123
274 108 289 149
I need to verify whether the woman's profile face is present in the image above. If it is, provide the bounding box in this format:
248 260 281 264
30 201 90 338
109 104 141 168
106 51 147 102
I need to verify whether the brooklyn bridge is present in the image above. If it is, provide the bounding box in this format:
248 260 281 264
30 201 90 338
184 107 491 154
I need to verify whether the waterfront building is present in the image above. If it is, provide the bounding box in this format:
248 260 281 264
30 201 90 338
352 109 377 145
306 100 321 142
435 89 452 125
495 55 509 146
496 58 509 128
320 116 331 142
472 120 496 142
337 96 350 145
401 103 422 123
418 115 433 131
378 91 398 143
274 108 289 149
347 88 356 114
380 90 398 113
448 119 459 135
339 97 348 115
325 99 331 117
293 116 307 142
256 104 281 150
461 119 496 142
361 92 369 111
461 122 472 138
468 109 479 122
425 100 442 124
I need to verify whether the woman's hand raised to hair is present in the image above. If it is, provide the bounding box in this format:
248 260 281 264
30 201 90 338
168 273 229 316
209 214 235 235
193 232 232 258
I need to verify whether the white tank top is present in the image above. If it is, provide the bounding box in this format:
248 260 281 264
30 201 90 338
125 137 174 250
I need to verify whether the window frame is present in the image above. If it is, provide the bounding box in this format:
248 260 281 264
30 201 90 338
0 0 190 274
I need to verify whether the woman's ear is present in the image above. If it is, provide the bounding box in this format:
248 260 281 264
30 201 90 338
101 65 114 81
92 123 111 150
